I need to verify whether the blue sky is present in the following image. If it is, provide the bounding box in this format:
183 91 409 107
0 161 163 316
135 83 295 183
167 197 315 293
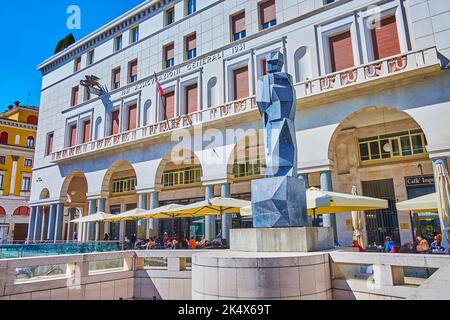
0 0 144 110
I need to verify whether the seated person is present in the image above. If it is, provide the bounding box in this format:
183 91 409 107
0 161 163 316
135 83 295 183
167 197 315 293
352 240 365 253
189 236 197 249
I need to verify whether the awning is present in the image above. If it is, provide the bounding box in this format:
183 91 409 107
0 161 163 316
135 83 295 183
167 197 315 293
240 188 388 217
396 192 438 213
71 212 116 223
105 204 185 222
164 197 251 217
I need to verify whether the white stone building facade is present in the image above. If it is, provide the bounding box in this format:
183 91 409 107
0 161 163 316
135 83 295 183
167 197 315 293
29 0 450 246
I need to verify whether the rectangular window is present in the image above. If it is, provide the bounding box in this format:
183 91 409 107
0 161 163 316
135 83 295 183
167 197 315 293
186 0 196 15
74 57 81 72
24 159 33 167
260 0 277 30
359 130 427 163
185 84 198 115
163 91 175 120
185 33 197 60
114 35 123 52
371 15 401 60
164 43 175 69
71 86 79 106
111 110 120 135
329 31 354 72
0 174 3 189
162 166 201 187
112 176 137 194
233 66 249 100
21 177 31 192
261 58 267 76
112 68 121 90
232 12 246 41
129 60 138 83
166 7 175 25
130 26 139 44
46 133 54 156
0 155 6 165
69 124 77 147
127 104 137 131
82 120 91 143
87 50 95 65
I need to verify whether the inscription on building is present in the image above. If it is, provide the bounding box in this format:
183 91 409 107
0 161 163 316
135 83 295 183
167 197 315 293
405 175 435 187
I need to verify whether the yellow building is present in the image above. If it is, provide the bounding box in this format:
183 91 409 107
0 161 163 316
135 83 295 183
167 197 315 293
0 102 39 242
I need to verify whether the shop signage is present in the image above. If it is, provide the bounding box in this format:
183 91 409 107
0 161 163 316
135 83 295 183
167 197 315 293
405 175 434 187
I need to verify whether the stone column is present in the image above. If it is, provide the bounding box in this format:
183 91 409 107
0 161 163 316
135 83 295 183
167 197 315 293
33 206 43 242
205 185 216 241
137 193 148 239
320 171 337 240
27 207 37 242
87 199 96 241
47 204 57 241
149 191 159 238
221 183 232 245
54 203 65 241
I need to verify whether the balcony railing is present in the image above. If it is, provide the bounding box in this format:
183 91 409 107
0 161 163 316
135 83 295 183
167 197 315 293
52 96 257 162
296 47 440 98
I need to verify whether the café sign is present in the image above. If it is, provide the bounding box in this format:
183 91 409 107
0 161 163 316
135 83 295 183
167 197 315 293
405 175 435 187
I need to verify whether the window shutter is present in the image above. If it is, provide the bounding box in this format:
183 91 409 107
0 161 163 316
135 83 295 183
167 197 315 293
164 91 175 119
233 12 246 34
111 110 120 135
329 31 354 72
47 134 53 155
371 16 401 60
82 121 91 143
69 125 77 147
114 68 121 83
234 66 249 100
260 0 276 24
166 44 174 60
186 34 196 51
186 84 198 114
127 105 137 130
130 61 138 76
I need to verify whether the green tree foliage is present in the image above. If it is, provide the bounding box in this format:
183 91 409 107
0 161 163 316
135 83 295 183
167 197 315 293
54 33 76 54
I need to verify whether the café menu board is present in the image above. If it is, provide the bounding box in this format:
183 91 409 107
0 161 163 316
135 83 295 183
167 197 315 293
405 175 434 187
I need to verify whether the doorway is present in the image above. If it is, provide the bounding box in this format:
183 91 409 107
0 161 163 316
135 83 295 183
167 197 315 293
362 179 400 246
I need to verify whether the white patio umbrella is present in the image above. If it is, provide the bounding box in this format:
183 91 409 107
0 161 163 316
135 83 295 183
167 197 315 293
71 212 115 223
435 163 450 252
396 192 438 213
105 204 186 222
351 186 367 248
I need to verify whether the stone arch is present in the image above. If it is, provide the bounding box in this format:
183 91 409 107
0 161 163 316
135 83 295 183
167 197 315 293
294 46 311 83
154 147 203 189
327 105 428 162
39 188 50 200
101 160 138 195
226 131 265 177
60 171 88 206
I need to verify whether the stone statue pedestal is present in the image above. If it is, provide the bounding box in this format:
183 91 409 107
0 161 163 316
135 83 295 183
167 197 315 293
230 227 334 252
252 176 308 228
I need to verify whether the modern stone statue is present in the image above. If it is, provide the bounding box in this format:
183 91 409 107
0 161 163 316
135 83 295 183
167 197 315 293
252 51 308 228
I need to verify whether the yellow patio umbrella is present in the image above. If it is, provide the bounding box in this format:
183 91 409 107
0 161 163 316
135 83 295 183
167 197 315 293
306 187 388 215
164 197 251 217
241 188 388 224
71 212 116 223
104 204 185 222
396 192 438 213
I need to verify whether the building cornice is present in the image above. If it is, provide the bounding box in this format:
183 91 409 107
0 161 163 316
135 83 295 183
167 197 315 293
0 118 37 131
37 0 173 73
